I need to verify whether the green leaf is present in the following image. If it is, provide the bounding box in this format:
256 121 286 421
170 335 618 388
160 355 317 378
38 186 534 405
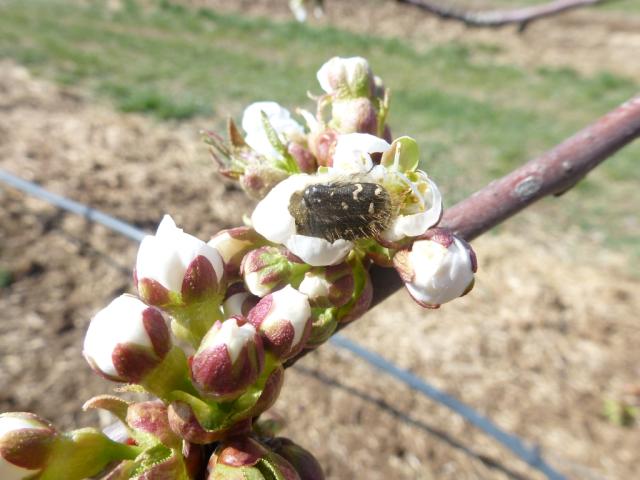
381 136 420 173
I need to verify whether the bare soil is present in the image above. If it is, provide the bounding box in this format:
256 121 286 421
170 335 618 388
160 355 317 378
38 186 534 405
0 50 638 480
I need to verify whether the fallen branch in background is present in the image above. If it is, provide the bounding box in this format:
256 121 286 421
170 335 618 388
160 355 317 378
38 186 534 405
394 0 614 31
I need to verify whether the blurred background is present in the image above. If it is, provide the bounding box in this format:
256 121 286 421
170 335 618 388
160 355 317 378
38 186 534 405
1 0 639 478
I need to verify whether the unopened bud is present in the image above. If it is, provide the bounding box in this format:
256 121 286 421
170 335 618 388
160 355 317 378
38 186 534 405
208 436 300 480
126 401 180 449
288 142 317 173
190 317 264 400
0 412 56 479
393 229 477 308
330 97 378 135
317 56 374 99
247 285 312 361
222 282 260 318
208 227 265 279
266 437 325 480
83 294 171 384
241 246 309 297
298 263 354 309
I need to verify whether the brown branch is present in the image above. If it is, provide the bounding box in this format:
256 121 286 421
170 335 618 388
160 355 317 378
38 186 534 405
395 0 613 30
288 94 640 365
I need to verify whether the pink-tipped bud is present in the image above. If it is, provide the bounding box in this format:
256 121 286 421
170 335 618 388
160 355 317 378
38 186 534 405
83 294 171 383
126 401 180 449
298 263 354 309
316 56 374 99
338 267 373 325
136 215 224 307
190 317 264 400
330 97 378 135
266 437 325 480
222 282 260 318
308 129 338 167
393 229 477 308
288 143 317 174
240 163 289 200
208 227 265 279
208 436 300 480
247 286 312 361
241 246 308 298
0 412 56 479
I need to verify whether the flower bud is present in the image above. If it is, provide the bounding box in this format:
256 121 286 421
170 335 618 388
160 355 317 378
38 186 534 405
393 229 477 308
190 317 265 400
337 264 373 325
305 308 338 349
317 56 374 99
83 294 171 383
208 227 265 279
208 436 300 480
298 263 354 309
288 142 317 173
247 286 312 361
266 437 325 480
241 246 309 297
136 215 224 307
240 163 289 200
330 97 378 135
308 129 338 167
126 401 180 449
222 282 260 318
0 412 56 479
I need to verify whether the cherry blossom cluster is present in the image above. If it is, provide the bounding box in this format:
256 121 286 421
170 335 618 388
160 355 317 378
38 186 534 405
0 56 476 479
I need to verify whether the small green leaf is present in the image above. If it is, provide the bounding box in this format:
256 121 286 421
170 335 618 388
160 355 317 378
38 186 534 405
381 136 419 172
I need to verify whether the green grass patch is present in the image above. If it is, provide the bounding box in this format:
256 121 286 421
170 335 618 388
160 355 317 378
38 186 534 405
0 0 638 258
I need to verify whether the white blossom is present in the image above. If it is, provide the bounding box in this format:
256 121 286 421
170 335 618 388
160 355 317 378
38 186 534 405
241 101 304 159
136 215 223 294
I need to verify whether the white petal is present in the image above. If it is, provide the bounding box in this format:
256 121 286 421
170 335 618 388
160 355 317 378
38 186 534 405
332 133 390 174
316 57 336 94
244 271 274 298
208 232 251 266
137 215 221 292
286 235 352 267
383 175 443 242
83 295 158 377
408 238 474 305
251 174 312 244
223 292 250 317
298 273 331 300
335 133 390 156
206 320 256 364
241 101 304 158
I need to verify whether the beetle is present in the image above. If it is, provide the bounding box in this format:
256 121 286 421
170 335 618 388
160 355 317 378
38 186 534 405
288 181 393 242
